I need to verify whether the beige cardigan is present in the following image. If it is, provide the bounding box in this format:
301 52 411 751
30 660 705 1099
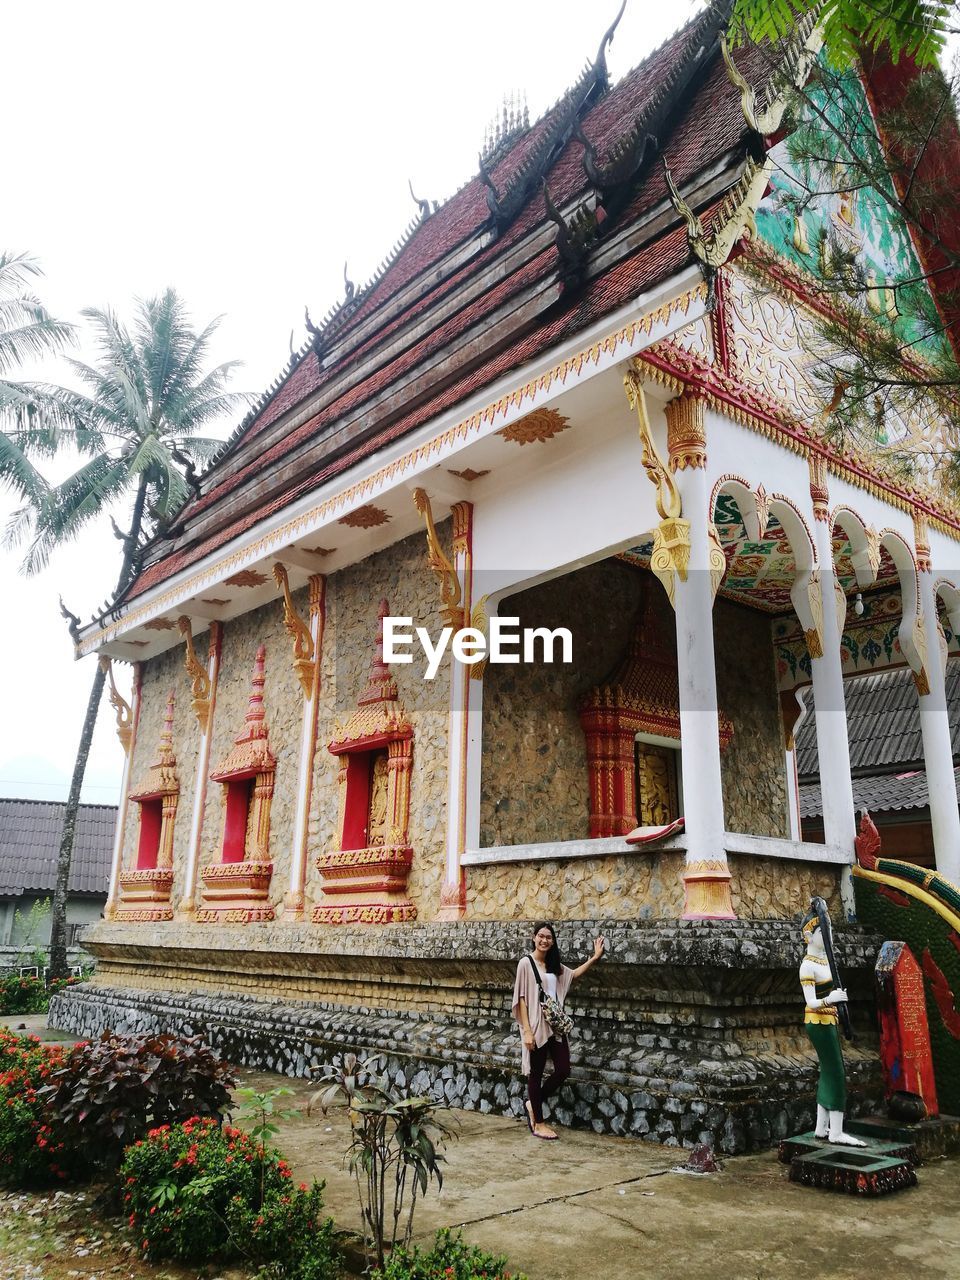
512 955 574 1075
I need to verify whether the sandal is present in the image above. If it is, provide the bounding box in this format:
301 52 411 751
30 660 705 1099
524 1100 535 1134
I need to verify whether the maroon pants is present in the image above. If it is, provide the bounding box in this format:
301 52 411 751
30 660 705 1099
527 1036 570 1123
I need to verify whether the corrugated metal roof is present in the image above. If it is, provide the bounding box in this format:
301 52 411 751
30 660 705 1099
796 664 960 778
0 800 116 897
799 766 960 818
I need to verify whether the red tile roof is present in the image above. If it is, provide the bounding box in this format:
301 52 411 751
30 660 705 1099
123 6 772 603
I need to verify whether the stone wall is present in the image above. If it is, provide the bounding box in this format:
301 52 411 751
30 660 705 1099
120 527 450 922
54 917 882 1154
480 561 642 847
479 563 790 852
465 852 840 922
715 598 790 838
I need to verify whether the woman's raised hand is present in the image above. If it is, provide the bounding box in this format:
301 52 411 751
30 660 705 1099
592 935 606 960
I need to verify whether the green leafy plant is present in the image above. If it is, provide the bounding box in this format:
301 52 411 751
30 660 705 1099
0 972 47 1014
371 1227 527 1280
38 1032 236 1173
119 1115 338 1278
0 1030 79 1187
310 1053 455 1270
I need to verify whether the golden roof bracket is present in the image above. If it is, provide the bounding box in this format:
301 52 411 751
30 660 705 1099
99 656 134 755
272 561 316 699
413 488 466 630
178 616 213 733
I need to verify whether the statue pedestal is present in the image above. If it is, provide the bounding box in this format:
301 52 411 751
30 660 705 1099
779 1131 918 1195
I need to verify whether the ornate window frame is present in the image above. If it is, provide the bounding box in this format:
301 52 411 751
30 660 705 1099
198 644 277 923
314 600 416 925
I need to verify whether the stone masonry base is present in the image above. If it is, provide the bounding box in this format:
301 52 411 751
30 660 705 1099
49 919 884 1155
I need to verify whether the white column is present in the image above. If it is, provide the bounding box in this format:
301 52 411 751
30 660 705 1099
103 663 141 920
282 575 326 921
176 622 222 919
664 395 733 920
916 528 960 882
439 502 473 920
809 512 857 918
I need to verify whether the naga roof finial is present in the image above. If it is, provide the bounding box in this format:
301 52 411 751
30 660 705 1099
343 261 355 302
408 178 433 220
593 0 628 89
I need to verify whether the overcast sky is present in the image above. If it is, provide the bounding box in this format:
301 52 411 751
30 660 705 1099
1 0 701 805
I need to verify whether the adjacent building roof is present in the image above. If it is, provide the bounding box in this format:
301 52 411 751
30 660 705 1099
0 800 116 897
796 663 960 818
799 766 960 820
796 664 960 778
118 3 782 606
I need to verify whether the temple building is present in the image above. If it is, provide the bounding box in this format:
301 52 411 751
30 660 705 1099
52 6 960 1152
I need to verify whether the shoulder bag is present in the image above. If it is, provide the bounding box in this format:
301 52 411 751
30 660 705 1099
526 954 574 1037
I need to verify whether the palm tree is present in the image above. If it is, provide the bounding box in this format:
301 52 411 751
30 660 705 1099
4 289 241 977
0 251 74 500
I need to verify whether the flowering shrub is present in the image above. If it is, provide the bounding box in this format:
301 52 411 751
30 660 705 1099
0 973 47 1014
371 1229 527 1280
0 1031 80 1187
119 1117 337 1278
39 1032 236 1173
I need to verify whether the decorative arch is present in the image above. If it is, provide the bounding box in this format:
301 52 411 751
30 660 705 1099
935 578 960 640
710 474 766 542
879 530 927 690
831 506 880 590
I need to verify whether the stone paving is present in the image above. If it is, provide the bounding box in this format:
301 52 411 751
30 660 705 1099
6 1014 960 1280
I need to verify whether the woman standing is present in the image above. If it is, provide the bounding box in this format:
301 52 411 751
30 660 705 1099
512 922 605 1140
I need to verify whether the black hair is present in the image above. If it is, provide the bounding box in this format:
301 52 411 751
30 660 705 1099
532 921 562 976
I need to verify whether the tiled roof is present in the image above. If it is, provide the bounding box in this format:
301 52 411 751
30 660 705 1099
122 4 777 603
0 800 116 897
799 766 960 819
796 664 960 778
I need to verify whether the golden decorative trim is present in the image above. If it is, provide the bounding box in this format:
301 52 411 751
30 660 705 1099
913 666 931 696
211 644 277 783
682 859 735 920
99 657 133 755
914 512 932 574
666 156 771 268
178 617 213 733
497 406 570 445
144 618 176 632
413 489 465 629
808 454 829 522
451 501 473 556
650 518 691 610
754 484 771 539
804 628 823 660
272 561 316 699
447 467 489 482
624 367 681 520
664 393 707 471
707 522 726 601
720 23 821 136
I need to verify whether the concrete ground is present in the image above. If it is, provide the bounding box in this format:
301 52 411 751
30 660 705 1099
8 1015 960 1280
